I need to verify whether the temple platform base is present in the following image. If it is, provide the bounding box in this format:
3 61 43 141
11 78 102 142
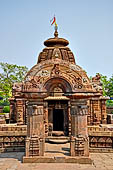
23 156 92 164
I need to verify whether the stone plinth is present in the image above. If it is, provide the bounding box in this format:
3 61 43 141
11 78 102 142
70 136 89 157
23 156 92 164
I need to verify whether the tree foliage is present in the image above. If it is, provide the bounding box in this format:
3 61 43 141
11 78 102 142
100 74 113 97
100 74 113 107
3 106 10 113
107 75 113 97
0 62 28 105
100 75 109 96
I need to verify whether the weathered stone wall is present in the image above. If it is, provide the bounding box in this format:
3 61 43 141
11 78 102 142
0 124 27 152
88 125 113 150
88 98 107 125
0 124 113 153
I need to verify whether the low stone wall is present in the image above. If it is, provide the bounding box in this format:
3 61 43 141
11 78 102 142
88 126 108 132
88 125 113 150
0 124 27 152
89 135 113 149
0 124 113 153
88 125 113 132
0 124 27 134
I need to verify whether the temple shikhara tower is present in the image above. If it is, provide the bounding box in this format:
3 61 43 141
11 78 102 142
9 26 108 163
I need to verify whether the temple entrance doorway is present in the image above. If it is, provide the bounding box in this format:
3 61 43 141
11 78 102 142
46 99 69 136
53 109 64 131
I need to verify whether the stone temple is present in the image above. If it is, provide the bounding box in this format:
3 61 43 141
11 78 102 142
1 28 112 163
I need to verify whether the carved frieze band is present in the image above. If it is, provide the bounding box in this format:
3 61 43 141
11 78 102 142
12 59 93 93
27 105 43 116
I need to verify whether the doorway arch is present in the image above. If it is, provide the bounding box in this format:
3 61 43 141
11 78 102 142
44 77 72 95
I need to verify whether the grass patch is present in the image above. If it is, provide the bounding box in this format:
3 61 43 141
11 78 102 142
0 113 8 115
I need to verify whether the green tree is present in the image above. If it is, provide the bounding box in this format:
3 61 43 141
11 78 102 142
106 75 113 97
100 75 109 96
100 74 113 97
100 74 113 107
0 62 28 105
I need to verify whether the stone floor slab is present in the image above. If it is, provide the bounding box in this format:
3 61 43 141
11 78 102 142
0 152 113 170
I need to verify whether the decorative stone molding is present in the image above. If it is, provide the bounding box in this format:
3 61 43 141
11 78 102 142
71 105 88 116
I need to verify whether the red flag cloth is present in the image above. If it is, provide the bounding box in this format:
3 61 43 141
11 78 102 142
51 16 56 25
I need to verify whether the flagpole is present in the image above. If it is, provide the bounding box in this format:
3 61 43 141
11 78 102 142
50 16 58 37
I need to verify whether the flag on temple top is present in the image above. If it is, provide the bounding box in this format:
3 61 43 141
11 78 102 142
50 16 56 26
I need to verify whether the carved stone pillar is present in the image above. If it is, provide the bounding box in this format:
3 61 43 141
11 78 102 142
70 102 89 157
44 101 48 137
71 105 88 137
68 101 71 136
24 105 45 158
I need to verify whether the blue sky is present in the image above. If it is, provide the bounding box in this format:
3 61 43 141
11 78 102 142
0 0 113 78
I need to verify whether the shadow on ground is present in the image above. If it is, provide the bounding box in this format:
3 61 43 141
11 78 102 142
0 152 25 162
45 147 70 156
62 147 70 156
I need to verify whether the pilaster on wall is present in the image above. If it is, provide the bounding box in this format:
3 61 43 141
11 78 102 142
68 101 71 136
90 99 101 125
9 98 16 123
100 99 107 124
87 100 91 126
89 97 107 125
16 99 25 125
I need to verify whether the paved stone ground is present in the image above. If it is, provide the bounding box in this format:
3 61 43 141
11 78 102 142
0 143 113 170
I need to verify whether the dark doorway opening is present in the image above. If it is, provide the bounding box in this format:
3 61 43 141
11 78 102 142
53 109 64 131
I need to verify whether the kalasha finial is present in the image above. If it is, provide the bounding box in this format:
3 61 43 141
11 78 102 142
50 15 58 38
54 23 58 38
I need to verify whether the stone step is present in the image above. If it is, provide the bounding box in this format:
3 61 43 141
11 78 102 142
46 136 70 144
46 136 70 140
52 131 64 136
47 139 69 144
